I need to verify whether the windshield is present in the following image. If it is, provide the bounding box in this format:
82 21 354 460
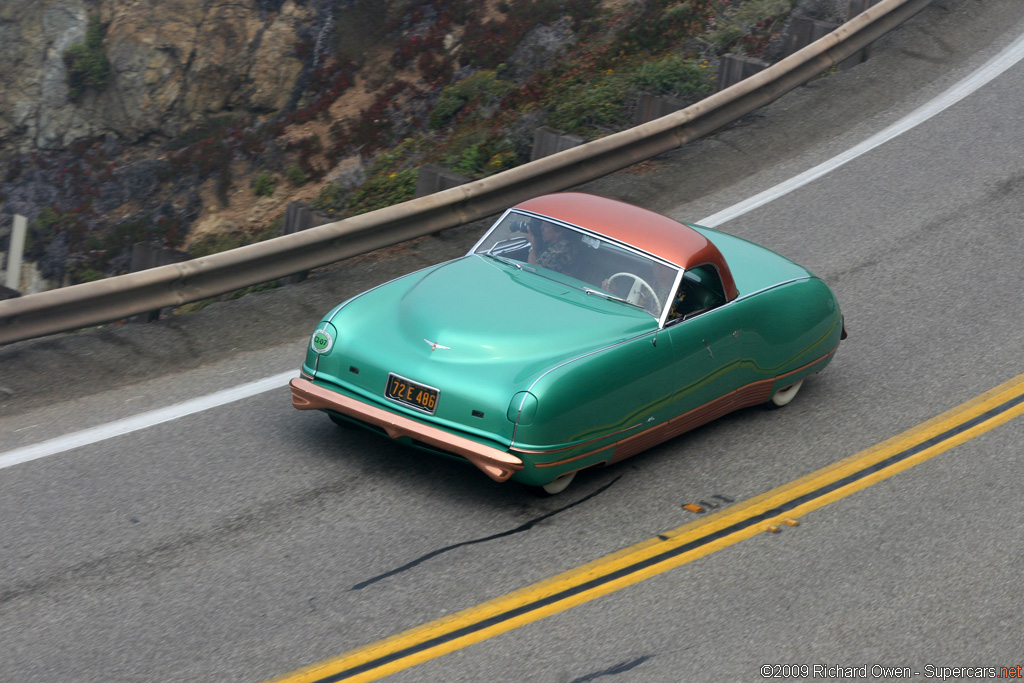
472 210 679 318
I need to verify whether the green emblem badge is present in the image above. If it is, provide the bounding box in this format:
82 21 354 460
311 328 334 354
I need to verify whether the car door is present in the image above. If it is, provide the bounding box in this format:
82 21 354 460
664 303 742 413
661 262 744 423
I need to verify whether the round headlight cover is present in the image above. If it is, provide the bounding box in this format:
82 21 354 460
310 322 338 355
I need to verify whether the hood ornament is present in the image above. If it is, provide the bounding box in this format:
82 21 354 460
424 338 451 351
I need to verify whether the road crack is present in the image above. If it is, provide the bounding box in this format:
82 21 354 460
350 476 622 591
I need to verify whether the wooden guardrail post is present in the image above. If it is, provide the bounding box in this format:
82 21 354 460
531 127 584 161
128 241 187 322
415 164 470 198
784 18 840 58
634 94 690 126
844 0 884 68
280 201 324 284
717 54 770 91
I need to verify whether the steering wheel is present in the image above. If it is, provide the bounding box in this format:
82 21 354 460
606 272 662 314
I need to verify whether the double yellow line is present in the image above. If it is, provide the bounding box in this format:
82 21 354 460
270 373 1024 683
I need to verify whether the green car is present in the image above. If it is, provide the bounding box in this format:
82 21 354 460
290 193 845 494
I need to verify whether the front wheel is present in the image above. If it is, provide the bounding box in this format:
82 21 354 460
768 379 804 408
527 471 577 496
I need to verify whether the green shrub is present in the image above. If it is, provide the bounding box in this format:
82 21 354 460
71 267 105 284
634 55 713 98
450 144 487 176
252 172 276 196
545 55 713 135
546 76 630 132
429 70 512 129
445 133 518 177
486 150 518 174
345 168 417 216
285 164 307 186
25 206 66 259
63 15 111 100
312 183 347 214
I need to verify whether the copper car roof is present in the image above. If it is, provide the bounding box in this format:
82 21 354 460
513 193 738 301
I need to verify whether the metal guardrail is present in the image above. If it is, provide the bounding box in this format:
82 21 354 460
0 0 931 345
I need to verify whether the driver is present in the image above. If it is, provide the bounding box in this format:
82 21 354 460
526 219 582 278
665 278 693 321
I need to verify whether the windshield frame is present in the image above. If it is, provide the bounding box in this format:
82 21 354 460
469 208 684 326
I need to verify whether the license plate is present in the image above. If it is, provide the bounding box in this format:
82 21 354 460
385 373 439 414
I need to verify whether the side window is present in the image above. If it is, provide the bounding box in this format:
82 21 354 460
667 264 726 323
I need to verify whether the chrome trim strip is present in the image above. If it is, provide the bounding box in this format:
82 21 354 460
467 208 515 254
655 275 813 333
657 268 685 328
730 276 813 304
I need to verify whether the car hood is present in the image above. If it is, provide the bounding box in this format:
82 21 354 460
337 254 654 376
311 255 656 443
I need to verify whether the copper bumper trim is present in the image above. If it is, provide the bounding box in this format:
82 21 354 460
289 377 524 482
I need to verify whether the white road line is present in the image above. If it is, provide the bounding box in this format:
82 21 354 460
699 30 1024 227
0 371 295 470
4 31 1024 471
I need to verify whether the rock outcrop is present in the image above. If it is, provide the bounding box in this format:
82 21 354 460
0 0 314 151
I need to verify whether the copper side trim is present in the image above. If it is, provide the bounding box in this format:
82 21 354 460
609 378 774 464
512 422 644 456
528 380 768 469
289 378 523 483
529 445 614 469
530 346 840 468
776 345 837 382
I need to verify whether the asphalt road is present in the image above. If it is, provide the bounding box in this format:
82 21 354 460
2 2 1023 681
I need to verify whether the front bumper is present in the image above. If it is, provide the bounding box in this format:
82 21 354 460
289 377 524 483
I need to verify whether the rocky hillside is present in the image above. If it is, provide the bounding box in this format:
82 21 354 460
0 0 847 293
0 0 311 150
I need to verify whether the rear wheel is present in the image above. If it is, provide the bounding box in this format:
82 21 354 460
769 379 804 408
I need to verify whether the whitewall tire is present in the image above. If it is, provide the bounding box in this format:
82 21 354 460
769 379 804 408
